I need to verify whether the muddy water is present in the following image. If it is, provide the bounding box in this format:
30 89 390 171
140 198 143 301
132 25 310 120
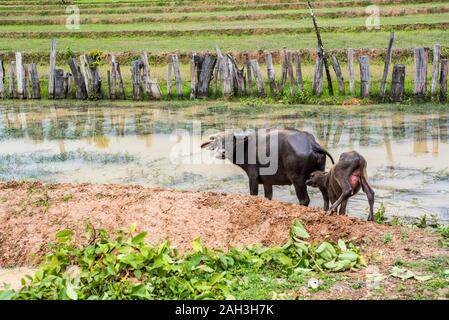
0 104 448 222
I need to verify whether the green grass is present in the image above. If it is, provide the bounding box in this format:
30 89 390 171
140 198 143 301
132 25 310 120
1 30 448 54
1 13 449 33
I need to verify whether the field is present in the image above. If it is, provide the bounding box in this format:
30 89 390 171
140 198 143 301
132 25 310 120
1 0 449 102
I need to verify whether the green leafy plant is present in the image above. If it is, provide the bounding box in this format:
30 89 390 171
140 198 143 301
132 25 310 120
87 49 104 68
0 220 366 300
373 203 388 225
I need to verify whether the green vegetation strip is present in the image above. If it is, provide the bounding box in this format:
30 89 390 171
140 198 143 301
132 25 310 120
0 220 366 300
2 4 449 25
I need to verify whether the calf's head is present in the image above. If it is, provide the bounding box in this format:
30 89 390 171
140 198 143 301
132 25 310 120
306 171 327 188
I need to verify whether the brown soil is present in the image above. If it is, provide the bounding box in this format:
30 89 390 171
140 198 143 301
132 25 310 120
0 181 444 270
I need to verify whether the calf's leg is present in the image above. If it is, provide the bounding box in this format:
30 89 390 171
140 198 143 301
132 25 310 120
339 199 348 215
361 176 375 221
249 178 259 196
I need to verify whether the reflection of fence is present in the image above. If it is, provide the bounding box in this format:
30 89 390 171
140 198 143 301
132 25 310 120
0 35 448 102
1 107 447 154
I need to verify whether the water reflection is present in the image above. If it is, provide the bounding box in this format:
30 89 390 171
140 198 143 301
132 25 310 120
0 104 448 222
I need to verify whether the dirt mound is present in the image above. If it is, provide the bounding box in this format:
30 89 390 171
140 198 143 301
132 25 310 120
0 181 409 267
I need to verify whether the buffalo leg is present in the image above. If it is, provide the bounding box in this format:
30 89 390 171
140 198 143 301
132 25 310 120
249 178 259 196
263 184 273 200
292 179 310 206
361 177 375 221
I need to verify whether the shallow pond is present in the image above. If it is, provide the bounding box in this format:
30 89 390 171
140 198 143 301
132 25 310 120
0 104 448 222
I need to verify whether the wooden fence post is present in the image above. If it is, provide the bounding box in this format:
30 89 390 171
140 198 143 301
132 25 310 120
190 51 199 99
348 48 355 96
171 53 183 97
286 50 295 96
131 60 143 101
216 47 232 99
414 47 428 99
439 59 448 103
359 55 370 98
79 55 93 99
29 63 41 99
88 56 102 100
48 38 57 99
197 53 216 98
67 73 73 98
279 49 288 94
166 62 172 98
295 51 303 92
24 64 31 99
68 57 87 99
54 69 65 99
390 64 405 102
244 53 253 96
431 44 440 98
265 52 277 96
141 51 152 99
9 61 16 99
331 54 344 95
380 32 395 101
0 60 5 99
312 55 323 96
15 52 24 99
115 59 125 100
250 59 266 97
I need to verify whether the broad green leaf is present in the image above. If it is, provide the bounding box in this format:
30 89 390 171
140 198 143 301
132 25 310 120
84 222 95 241
0 290 16 300
66 286 78 300
291 219 310 239
131 232 147 245
56 229 73 243
414 275 433 282
337 240 347 252
191 237 203 253
338 252 359 262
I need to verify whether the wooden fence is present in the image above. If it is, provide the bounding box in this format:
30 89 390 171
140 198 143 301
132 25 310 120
0 33 448 103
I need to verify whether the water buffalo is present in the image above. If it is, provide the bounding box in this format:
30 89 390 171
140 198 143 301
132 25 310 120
200 128 334 206
306 150 375 221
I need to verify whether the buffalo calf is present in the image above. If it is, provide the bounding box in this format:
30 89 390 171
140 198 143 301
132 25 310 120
306 151 375 221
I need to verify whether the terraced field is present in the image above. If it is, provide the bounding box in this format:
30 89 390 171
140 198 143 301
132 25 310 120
0 0 448 99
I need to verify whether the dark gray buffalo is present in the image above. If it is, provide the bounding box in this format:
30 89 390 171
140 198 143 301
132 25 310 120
200 128 334 206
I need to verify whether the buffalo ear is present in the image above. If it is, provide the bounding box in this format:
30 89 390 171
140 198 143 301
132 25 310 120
200 141 212 149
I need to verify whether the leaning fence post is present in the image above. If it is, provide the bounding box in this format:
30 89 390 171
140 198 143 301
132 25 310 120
331 54 344 95
190 51 198 99
312 55 323 96
250 59 266 97
244 53 253 96
0 60 5 99
216 47 232 99
380 32 395 101
265 52 277 96
286 50 295 96
390 64 405 102
414 47 428 99
359 55 370 98
197 53 216 98
348 48 355 96
431 44 440 98
439 59 448 103
141 51 153 99
68 57 87 100
48 38 57 99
